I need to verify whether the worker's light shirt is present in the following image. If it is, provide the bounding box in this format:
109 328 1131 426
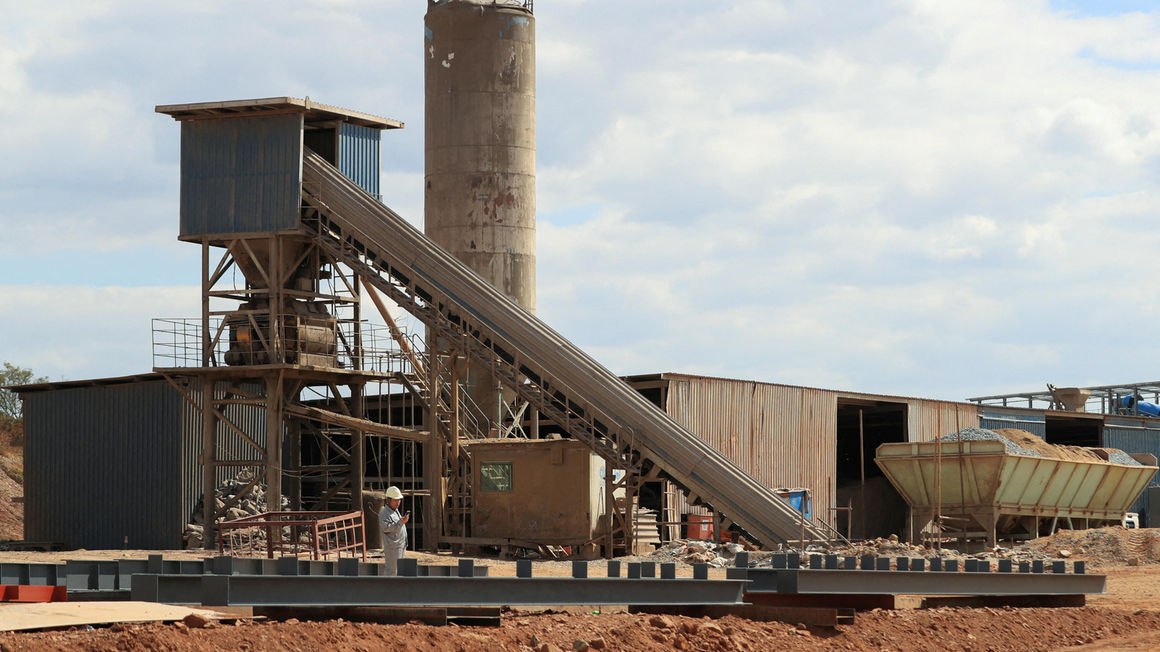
380 505 407 548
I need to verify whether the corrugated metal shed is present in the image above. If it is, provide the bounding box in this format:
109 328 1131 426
1103 417 1160 526
19 374 265 550
179 114 304 237
631 373 980 533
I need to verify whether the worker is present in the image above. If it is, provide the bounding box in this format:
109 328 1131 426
379 486 410 576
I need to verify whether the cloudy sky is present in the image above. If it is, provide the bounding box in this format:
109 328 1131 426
2 0 1159 401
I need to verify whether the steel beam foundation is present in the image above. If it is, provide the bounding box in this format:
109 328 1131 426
729 568 1105 596
133 574 747 607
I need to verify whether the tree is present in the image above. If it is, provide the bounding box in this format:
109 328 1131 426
0 362 47 421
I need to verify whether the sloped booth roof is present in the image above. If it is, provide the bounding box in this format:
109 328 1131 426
155 96 403 129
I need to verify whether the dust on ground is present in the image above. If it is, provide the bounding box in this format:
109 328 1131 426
4 540 1160 650
4 596 1160 651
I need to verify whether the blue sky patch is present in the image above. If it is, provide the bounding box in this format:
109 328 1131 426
1052 1 1160 17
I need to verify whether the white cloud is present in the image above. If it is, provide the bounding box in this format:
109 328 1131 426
0 285 200 381
3 0 1160 402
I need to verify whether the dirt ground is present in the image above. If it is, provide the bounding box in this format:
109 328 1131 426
5 456 1160 652
2 547 1160 651
0 450 22 541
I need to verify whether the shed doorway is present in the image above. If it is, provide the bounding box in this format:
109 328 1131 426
835 399 908 540
1045 414 1102 447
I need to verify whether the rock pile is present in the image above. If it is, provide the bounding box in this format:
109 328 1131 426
1017 525 1160 567
183 469 289 549
646 539 750 567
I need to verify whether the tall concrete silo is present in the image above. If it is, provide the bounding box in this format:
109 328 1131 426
424 0 535 427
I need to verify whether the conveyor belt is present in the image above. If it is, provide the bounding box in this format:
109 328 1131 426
300 150 829 546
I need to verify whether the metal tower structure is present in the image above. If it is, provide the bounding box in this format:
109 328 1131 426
153 96 833 555
153 98 431 548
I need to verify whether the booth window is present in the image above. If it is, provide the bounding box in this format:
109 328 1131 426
480 462 513 492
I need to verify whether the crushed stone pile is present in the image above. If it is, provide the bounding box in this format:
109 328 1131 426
1016 526 1160 567
939 427 1145 466
939 427 1041 456
644 539 752 567
184 469 289 549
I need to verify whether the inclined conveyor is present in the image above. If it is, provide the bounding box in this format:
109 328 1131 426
298 150 830 547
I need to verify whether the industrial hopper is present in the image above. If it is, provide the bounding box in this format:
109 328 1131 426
875 429 1157 546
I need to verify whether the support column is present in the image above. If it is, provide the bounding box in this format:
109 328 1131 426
202 379 218 550
604 462 614 558
266 375 283 512
351 384 365 510
625 478 637 556
450 361 461 466
201 241 212 366
287 418 302 511
424 351 444 551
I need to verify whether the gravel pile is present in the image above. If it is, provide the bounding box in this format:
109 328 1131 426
938 427 1041 457
1106 449 1145 466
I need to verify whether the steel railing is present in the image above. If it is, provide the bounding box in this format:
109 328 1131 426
217 510 366 560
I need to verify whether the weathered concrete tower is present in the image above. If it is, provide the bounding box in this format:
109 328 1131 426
424 0 535 426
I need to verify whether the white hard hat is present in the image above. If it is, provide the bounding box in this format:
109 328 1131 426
385 486 403 500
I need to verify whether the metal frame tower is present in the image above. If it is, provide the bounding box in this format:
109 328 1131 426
154 98 430 548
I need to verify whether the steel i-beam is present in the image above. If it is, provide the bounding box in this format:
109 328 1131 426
728 568 1105 596
132 574 748 607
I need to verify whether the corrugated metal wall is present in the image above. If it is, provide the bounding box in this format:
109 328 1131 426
979 407 1047 438
24 380 184 549
179 114 304 236
905 399 981 442
339 122 381 199
663 377 835 527
1103 418 1160 526
23 377 267 549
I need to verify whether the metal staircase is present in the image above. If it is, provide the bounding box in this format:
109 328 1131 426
298 150 830 547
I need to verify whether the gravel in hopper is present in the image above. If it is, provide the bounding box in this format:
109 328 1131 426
938 426 1042 457
939 426 1144 466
